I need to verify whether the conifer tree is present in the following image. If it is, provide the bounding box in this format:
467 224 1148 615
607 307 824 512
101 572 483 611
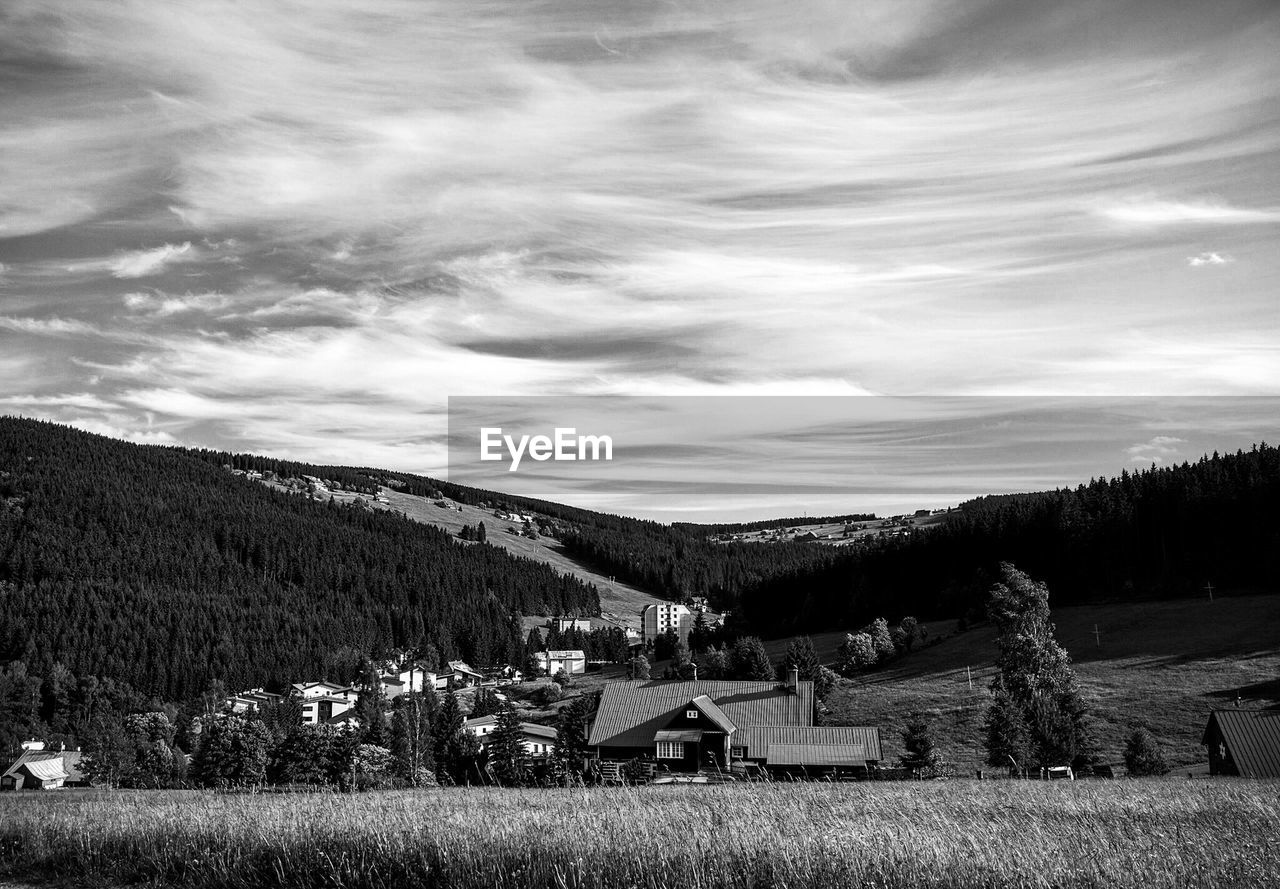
1123 727 1169 777
354 659 389 746
731 636 774 681
486 704 527 786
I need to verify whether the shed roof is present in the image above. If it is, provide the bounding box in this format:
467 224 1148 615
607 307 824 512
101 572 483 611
1203 709 1280 778
739 725 883 762
546 650 585 660
21 758 69 782
3 749 73 782
587 680 814 747
767 744 867 767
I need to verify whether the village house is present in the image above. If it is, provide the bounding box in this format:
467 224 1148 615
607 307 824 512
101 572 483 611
588 669 881 778
226 688 283 714
464 714 558 757
1 741 86 791
379 663 435 699
539 649 586 676
553 617 592 633
293 680 360 725
1202 708 1280 778
430 660 485 690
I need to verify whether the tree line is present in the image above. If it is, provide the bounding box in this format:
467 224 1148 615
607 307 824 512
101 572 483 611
0 417 600 701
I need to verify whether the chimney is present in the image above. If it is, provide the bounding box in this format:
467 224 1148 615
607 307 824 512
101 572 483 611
787 666 799 691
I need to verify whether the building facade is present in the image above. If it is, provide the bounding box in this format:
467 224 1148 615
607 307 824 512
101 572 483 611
640 602 693 645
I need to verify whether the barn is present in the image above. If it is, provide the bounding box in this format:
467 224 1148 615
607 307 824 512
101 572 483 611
1 745 86 791
1202 709 1280 778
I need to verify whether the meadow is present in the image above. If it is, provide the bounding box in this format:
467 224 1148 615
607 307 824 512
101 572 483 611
801 593 1280 772
2 782 1277 889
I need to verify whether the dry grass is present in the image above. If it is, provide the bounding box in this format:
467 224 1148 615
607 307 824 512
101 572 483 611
809 594 1280 773
2 782 1277 888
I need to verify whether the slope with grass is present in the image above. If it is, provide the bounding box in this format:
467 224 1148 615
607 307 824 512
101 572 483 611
811 593 1280 773
374 488 664 628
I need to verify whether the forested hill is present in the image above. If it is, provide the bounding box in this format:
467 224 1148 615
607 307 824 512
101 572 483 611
738 444 1280 635
182 447 849 609
0 417 600 700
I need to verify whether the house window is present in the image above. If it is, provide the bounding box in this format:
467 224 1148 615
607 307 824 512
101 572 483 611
656 741 683 759
686 710 698 720
731 746 746 759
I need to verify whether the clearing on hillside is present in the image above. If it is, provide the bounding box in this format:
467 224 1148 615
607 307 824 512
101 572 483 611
375 488 665 629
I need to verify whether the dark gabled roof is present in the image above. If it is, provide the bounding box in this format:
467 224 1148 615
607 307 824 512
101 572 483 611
739 725 883 762
1203 709 1280 778
767 743 866 767
587 680 813 747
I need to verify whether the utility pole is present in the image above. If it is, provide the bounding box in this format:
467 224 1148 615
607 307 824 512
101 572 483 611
1204 581 1215 603
966 665 973 691
1093 624 1101 646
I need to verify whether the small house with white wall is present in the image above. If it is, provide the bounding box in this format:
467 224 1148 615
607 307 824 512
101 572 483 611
464 715 558 757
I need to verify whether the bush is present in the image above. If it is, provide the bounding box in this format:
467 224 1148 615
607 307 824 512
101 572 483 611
1124 728 1169 777
533 684 564 707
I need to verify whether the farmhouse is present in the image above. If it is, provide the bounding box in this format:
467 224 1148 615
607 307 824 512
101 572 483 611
588 669 881 777
464 715 558 757
1 742 86 791
541 649 586 676
1202 709 1280 778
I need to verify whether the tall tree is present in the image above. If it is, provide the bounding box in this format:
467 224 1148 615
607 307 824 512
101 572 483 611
983 564 1094 770
432 691 479 785
354 659 389 746
389 690 436 785
486 704 527 786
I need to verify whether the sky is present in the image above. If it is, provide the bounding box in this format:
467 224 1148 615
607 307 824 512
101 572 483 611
2 0 1279 520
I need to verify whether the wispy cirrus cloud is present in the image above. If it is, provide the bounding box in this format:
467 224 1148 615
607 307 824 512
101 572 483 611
1096 198 1280 226
1 0 1279 509
110 242 196 279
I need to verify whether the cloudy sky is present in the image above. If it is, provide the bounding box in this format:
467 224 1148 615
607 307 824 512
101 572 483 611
3 0 1279 518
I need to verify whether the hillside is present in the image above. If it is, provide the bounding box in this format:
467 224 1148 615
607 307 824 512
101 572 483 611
0 417 601 700
372 487 664 629
798 594 1280 773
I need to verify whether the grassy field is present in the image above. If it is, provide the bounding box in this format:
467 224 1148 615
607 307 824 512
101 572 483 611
802 593 1280 774
376 488 665 628
2 783 1276 888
